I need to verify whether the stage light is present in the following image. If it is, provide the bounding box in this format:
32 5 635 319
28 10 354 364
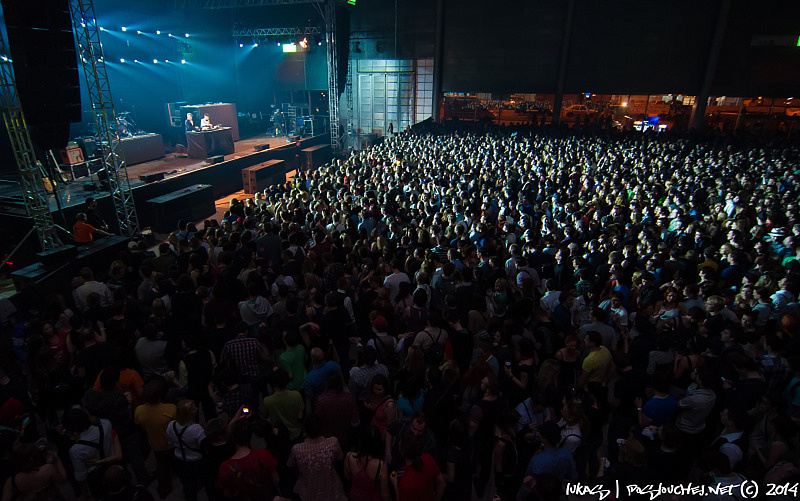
185 33 189 38
276 41 281 46
239 42 244 48
318 40 322 45
99 27 105 31
120 58 125 63
181 59 186 64
299 38 308 49
153 59 158 63
121 26 127 32
283 43 297 53
137 30 143 35
165 59 169 63
156 30 161 35
622 102 628 107
134 59 139 63
2 56 8 62
253 42 259 47
168 33 173 37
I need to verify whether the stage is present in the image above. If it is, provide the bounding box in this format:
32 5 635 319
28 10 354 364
0 132 329 248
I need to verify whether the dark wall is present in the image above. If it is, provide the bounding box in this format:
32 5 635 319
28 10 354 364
435 0 800 97
712 1 800 96
565 1 716 95
442 0 564 93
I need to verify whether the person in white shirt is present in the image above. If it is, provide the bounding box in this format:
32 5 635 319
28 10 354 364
539 279 561 318
383 259 410 303
167 400 207 501
200 113 212 129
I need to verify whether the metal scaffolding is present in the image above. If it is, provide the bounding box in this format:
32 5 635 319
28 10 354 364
232 27 321 39
0 38 63 251
70 0 140 237
201 0 320 7
324 0 340 151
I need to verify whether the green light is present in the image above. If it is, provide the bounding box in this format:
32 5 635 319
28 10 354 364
347 0 356 4
797 35 800 46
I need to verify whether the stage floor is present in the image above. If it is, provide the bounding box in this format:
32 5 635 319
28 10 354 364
0 134 294 216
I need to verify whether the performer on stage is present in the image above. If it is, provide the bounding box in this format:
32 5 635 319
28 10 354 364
201 113 212 129
185 113 199 132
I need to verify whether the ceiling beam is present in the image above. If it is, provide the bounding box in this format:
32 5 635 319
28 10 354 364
199 0 323 8
232 27 321 38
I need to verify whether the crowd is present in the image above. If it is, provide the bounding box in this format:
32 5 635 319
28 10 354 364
2 123 800 501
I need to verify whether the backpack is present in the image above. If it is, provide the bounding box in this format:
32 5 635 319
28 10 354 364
375 335 400 372
423 330 445 366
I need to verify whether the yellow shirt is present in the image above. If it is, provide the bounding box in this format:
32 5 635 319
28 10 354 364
582 346 612 387
134 402 176 451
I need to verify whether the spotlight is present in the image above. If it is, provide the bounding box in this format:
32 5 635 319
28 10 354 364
134 59 138 63
276 41 281 46
156 30 161 35
153 59 158 63
181 59 186 64
239 42 244 48
318 40 322 45
168 33 173 37
120 58 125 63
299 38 308 49
99 27 105 31
184 33 189 38
121 26 127 32
137 30 142 34
2 56 8 62
165 59 169 63
254 42 258 47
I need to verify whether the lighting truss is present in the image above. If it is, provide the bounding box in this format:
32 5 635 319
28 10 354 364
70 0 140 237
0 38 62 250
202 0 326 7
232 27 321 39
325 0 340 152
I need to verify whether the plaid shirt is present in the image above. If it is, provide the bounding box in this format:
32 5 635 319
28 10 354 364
221 336 264 377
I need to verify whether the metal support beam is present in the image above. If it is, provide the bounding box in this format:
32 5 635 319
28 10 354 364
325 0 340 152
0 30 62 251
202 0 320 7
70 0 140 237
690 0 730 131
552 0 575 126
232 27 321 39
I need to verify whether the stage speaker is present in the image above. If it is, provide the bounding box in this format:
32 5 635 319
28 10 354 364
206 155 224 165
36 245 77 266
253 144 270 152
2 0 81 151
140 172 165 183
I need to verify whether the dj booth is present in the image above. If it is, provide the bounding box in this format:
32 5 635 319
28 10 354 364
186 127 235 159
